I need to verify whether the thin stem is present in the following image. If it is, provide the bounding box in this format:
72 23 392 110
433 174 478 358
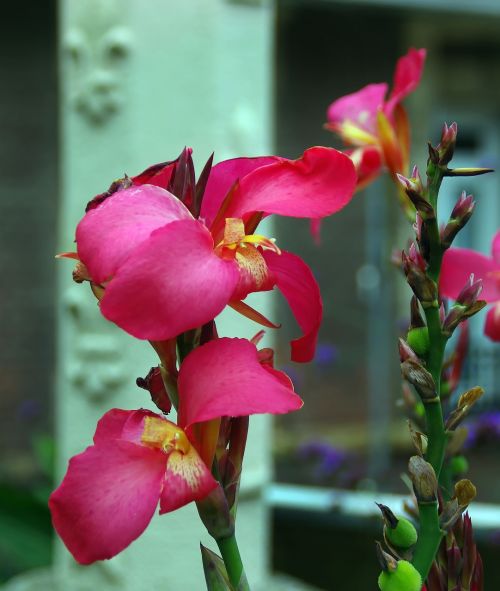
411 166 448 582
411 502 443 579
216 534 249 590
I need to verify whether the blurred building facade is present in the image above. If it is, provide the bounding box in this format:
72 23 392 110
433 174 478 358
2 0 500 590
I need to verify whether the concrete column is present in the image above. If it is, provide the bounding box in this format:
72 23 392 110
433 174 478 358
3 0 275 589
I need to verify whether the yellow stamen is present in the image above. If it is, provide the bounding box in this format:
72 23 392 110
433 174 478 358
217 218 281 255
141 416 191 455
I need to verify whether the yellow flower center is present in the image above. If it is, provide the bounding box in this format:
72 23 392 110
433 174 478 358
216 218 281 257
141 416 191 455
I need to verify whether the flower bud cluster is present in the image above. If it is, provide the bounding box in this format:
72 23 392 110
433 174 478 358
442 275 487 337
402 251 438 308
441 191 475 249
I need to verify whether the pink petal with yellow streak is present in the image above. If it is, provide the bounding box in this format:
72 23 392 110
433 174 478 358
440 248 500 303
49 440 166 564
385 48 426 118
222 147 356 224
263 250 322 363
76 185 193 284
100 219 239 340
200 156 279 228
93 408 161 446
177 338 302 430
327 83 388 135
159 447 218 514
485 304 500 341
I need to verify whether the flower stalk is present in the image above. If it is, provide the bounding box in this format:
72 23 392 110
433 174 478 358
395 123 490 587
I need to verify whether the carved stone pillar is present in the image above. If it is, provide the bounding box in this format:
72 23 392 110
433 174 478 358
3 0 275 589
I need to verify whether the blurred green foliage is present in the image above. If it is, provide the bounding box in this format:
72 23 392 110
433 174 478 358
0 435 54 583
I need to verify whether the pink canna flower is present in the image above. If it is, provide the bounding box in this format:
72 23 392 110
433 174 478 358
440 231 500 341
74 146 356 362
326 48 426 186
49 337 302 564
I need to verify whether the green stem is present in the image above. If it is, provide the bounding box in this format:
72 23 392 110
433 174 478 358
216 534 249 590
411 502 444 580
411 166 448 582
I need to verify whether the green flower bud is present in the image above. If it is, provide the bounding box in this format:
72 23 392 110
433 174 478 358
415 402 425 418
378 560 422 591
450 455 469 476
406 327 430 356
385 518 418 548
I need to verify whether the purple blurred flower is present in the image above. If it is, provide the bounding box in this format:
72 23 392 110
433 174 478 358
314 343 339 368
298 441 348 480
465 410 500 448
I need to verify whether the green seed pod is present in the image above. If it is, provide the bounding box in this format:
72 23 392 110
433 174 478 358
415 402 425 418
406 327 430 356
450 455 469 476
385 518 418 548
378 560 422 591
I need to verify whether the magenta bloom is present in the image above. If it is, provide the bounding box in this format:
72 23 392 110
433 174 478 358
75 147 356 362
441 231 500 341
49 337 302 564
326 48 426 183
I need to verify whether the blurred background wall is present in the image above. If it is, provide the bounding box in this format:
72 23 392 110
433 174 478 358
1 0 500 590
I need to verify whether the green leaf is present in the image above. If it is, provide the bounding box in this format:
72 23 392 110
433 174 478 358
200 544 232 591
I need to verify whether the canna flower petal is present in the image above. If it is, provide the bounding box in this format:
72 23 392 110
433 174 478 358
263 250 322 363
159 446 218 514
220 147 356 225
326 83 388 136
177 337 303 431
384 48 426 118
49 439 166 564
491 230 500 264
76 185 193 284
131 155 186 189
200 156 279 227
93 408 132 443
441 248 500 303
310 146 383 244
349 145 383 190
485 303 500 341
99 219 239 340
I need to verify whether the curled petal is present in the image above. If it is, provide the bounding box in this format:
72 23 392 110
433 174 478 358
131 154 188 189
76 185 193 284
485 304 500 341
326 83 388 136
177 337 303 430
223 147 356 224
49 440 166 564
200 156 279 228
385 48 426 117
100 219 239 340
159 446 218 514
348 146 383 190
440 249 500 303
263 250 322 363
